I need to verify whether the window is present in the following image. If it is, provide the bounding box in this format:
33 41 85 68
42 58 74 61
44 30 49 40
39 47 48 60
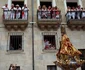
8 0 27 9
16 66 20 70
47 65 56 70
43 33 56 50
66 0 78 8
64 0 82 12
9 35 22 50
79 49 85 70
12 1 24 8
67 2 77 8
40 1 52 8
9 64 20 70
42 32 58 50
37 0 56 8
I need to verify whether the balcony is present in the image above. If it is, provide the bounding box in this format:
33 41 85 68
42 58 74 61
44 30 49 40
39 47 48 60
37 10 62 30
3 10 28 31
66 11 85 30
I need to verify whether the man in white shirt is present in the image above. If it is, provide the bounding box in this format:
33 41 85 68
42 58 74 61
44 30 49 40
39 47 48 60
22 4 29 19
2 4 9 19
15 4 21 19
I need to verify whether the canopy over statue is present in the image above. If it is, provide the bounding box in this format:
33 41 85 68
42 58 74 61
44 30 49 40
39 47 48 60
54 34 85 70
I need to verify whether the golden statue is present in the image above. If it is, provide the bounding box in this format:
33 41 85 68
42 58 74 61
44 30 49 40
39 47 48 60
59 34 82 56
54 34 85 70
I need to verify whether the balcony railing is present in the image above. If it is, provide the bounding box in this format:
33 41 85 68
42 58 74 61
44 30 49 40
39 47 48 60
66 11 85 30
3 10 29 31
37 10 62 30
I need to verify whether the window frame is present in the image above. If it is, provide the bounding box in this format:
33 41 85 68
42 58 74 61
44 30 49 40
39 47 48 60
47 65 57 70
37 0 56 9
8 0 27 9
7 32 24 51
64 0 83 13
42 32 58 52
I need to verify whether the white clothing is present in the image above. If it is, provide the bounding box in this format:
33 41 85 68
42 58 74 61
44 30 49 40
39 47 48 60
2 6 9 19
71 11 75 19
15 7 21 19
22 7 28 19
76 8 81 19
66 11 71 20
10 7 16 19
82 11 85 18
42 9 47 18
38 10 41 19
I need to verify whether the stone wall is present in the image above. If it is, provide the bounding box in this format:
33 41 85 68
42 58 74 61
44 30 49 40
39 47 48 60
0 0 85 70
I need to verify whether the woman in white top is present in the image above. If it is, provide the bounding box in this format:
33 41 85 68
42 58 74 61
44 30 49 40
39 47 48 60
41 5 47 19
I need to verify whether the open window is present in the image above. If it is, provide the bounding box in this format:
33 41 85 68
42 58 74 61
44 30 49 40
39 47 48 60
40 1 52 8
9 35 22 50
44 35 56 50
12 1 24 8
66 0 78 8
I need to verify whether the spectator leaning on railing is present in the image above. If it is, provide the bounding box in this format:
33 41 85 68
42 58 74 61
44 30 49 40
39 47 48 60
15 4 21 19
2 4 9 19
2 4 29 20
37 5 60 19
66 5 85 21
22 4 29 20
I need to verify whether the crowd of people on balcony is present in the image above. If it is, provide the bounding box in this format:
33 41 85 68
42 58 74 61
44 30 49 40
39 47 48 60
44 39 56 50
2 4 29 20
66 5 85 20
37 5 60 19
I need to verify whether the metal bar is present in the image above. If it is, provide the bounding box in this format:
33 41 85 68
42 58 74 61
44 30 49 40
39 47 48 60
31 0 34 69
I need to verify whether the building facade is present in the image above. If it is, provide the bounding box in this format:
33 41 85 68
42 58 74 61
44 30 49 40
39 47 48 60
0 0 85 70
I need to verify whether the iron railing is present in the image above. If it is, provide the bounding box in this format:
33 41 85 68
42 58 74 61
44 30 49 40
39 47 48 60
3 10 28 20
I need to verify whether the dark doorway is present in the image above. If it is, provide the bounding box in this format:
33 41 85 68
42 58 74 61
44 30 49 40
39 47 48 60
40 2 52 8
12 1 24 8
66 2 78 8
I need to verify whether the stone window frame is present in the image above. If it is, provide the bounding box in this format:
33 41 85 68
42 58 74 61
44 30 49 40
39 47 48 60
47 65 57 70
8 0 27 9
42 32 58 52
37 0 56 9
64 0 83 13
7 32 24 52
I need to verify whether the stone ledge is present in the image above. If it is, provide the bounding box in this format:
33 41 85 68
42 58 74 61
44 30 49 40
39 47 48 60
42 49 58 53
6 50 25 54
